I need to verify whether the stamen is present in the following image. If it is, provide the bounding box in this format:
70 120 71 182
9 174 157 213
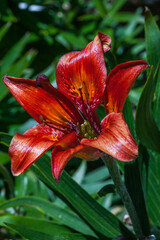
81 121 87 136
77 120 97 139
84 133 89 138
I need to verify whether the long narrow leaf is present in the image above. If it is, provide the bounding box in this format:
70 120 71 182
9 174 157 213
0 33 33 101
0 214 88 240
7 49 37 77
153 65 160 129
145 8 160 72
0 33 32 73
0 132 134 239
136 67 160 153
93 0 106 17
0 50 37 101
0 132 12 146
109 0 127 15
123 98 150 235
0 152 10 164
147 151 160 226
0 22 12 41
32 156 134 239
0 196 96 237
0 164 14 197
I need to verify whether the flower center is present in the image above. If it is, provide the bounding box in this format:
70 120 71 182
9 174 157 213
77 120 97 139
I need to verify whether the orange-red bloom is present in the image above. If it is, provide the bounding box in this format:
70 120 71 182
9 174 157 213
3 32 149 181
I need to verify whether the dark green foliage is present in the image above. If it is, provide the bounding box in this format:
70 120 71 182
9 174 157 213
0 1 160 239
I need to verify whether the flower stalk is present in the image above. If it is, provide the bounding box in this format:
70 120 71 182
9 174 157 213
102 154 143 239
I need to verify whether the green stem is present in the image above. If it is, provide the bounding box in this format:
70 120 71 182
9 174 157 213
102 154 143 239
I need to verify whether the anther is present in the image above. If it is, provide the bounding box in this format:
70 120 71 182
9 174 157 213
83 120 88 126
84 133 89 138
81 123 86 135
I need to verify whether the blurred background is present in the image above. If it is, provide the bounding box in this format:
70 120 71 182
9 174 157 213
0 1 160 239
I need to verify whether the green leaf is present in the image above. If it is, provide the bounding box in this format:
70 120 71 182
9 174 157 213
106 51 117 71
59 32 88 49
14 174 29 197
78 14 99 21
131 42 145 56
0 152 10 164
93 0 107 17
0 196 96 237
72 160 87 184
123 98 137 139
153 64 160 130
101 8 142 26
0 33 35 101
0 214 88 240
109 0 127 16
82 180 112 195
97 184 116 197
7 49 37 77
25 172 49 199
0 133 134 239
0 132 12 147
129 87 143 106
84 166 109 183
0 164 14 197
112 12 143 23
124 159 150 236
0 49 36 101
55 34 70 49
145 7 160 72
31 155 134 239
0 22 12 41
123 98 150 235
80 22 96 35
136 67 160 153
0 33 32 74
147 151 160 226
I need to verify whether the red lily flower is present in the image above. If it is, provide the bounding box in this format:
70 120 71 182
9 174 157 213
3 32 149 181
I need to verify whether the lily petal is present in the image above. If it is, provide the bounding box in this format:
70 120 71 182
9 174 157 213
51 145 102 181
81 113 138 161
9 124 67 176
104 60 149 113
3 75 83 132
56 32 111 133
55 131 78 149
